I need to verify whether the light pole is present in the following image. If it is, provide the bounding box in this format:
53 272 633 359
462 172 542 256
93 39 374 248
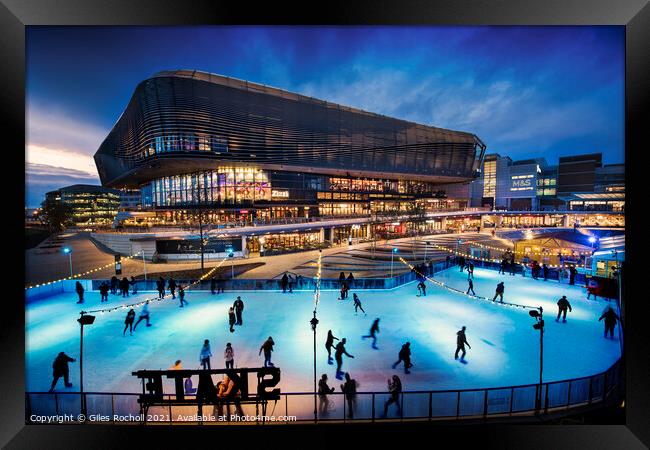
310 310 319 422
142 251 147 282
390 247 398 278
77 312 95 417
529 307 544 413
63 247 73 277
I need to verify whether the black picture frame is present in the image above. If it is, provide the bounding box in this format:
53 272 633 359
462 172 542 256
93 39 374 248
5 0 649 447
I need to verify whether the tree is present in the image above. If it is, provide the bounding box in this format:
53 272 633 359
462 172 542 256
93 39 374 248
39 197 74 232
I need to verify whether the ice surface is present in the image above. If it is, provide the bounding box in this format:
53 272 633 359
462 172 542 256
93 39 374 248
26 267 621 396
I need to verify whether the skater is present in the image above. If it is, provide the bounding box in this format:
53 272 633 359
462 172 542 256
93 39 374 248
259 336 275 367
288 273 294 293
381 375 402 418
120 277 130 297
110 276 118 295
542 264 549 281
168 277 177 299
340 372 358 419
362 318 380 349
599 306 620 339
556 296 572 322
178 285 187 307
224 342 234 369
458 256 466 272
466 278 476 296
569 265 577 285
217 274 225 294
416 281 427 297
49 352 75 392
499 258 506 275
325 330 339 364
318 374 335 415
157 277 165 298
509 255 516 276
347 272 355 285
99 282 109 302
353 293 365 314
454 326 471 360
199 339 212 370
338 272 346 286
492 282 505 303
123 308 136 336
392 342 412 374
445 255 451 268
130 276 138 294
133 300 151 329
586 279 599 300
233 296 244 325
75 281 84 304
228 307 236 332
210 277 216 295
281 272 289 293
334 338 354 379
467 262 474 279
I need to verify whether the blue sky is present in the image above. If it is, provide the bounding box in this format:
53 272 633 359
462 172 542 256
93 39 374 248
25 26 624 207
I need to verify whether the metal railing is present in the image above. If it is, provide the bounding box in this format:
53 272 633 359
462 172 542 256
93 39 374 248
25 358 622 424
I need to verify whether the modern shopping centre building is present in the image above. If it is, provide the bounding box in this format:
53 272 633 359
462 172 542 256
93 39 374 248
93 70 623 260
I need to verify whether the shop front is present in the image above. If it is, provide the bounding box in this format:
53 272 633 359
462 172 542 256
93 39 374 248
248 230 324 256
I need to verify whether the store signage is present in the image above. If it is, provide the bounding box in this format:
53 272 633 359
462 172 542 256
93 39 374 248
272 190 289 198
510 174 534 191
240 210 249 214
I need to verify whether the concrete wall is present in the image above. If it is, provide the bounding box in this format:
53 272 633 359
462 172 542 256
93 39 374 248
91 233 156 259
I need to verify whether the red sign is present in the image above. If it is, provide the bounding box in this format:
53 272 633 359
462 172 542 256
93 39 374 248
240 210 249 214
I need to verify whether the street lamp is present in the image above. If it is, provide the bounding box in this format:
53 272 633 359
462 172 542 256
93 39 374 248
77 312 96 417
226 246 235 279
310 311 319 422
529 307 544 413
588 236 597 253
63 247 73 277
390 247 398 278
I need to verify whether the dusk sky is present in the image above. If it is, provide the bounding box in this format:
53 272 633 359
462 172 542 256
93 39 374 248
26 26 624 208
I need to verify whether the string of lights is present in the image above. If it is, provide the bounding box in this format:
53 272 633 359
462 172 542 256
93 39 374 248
83 256 229 315
25 251 145 290
460 240 592 257
313 251 322 312
400 257 536 311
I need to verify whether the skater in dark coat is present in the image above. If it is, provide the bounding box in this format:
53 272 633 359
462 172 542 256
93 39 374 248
599 307 620 339
381 375 402 418
210 277 217 295
499 258 506 275
281 273 289 293
454 326 471 360
49 352 75 392
556 296 572 322
353 294 365 314
542 264 549 281
347 272 355 286
120 277 130 297
458 256 466 272
133 301 151 329
340 372 358 419
467 262 474 279
338 272 346 285
318 374 335 415
466 278 476 295
569 266 577 285
178 285 187 307
123 308 136 336
362 318 380 349
392 342 412 374
233 296 244 325
168 278 177 299
325 330 339 363
259 336 275 367
228 307 236 332
157 277 165 298
334 338 354 379
509 256 516 276
99 282 109 302
492 282 505 303
130 276 138 294
75 281 84 304
110 276 118 295
417 281 427 297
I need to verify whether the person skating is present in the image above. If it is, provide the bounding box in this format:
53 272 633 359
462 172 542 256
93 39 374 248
362 318 380 349
509 255 516 276
467 262 474 279
133 301 151 329
466 278 476 296
130 276 138 294
168 277 177 299
259 336 275 367
381 375 402 418
217 274 225 294
199 339 212 370
416 281 427 297
288 273 294 293
454 326 471 361
318 374 335 415
340 372 358 418
110 276 118 295
49 352 75 392
75 281 84 304
347 272 355 286
458 256 466 272
542 264 549 281
499 258 506 275
228 307 236 332
599 306 620 339
157 277 165 298
569 265 577 285
210 277 217 295
123 308 136 336
338 272 346 286
586 279 599 300
224 342 234 369
120 277 130 298
492 282 505 303
334 338 354 379
556 296 573 322
233 296 244 325
281 273 289 293
392 342 412 374
99 282 109 302
178 285 187 307
353 294 365 315
325 330 339 364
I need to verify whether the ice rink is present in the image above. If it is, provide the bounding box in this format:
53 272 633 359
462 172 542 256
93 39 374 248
26 267 621 396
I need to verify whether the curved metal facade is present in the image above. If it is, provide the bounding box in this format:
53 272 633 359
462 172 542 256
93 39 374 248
95 70 486 188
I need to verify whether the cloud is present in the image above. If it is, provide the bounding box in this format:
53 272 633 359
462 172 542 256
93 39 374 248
25 163 101 208
26 144 99 177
